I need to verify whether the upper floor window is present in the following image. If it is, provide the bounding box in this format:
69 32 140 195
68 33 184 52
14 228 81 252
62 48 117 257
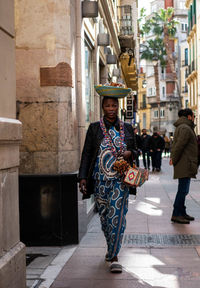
142 94 146 108
160 109 165 118
185 48 188 65
181 23 188 32
162 86 166 98
148 87 156 96
154 110 158 118
179 1 186 9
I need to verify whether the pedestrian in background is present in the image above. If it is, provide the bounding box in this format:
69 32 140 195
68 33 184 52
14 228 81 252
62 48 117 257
133 127 142 167
197 135 200 167
140 128 151 170
149 131 165 172
170 108 198 224
78 94 137 273
163 134 170 157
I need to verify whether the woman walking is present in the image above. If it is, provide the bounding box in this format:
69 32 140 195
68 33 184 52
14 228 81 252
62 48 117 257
78 91 137 273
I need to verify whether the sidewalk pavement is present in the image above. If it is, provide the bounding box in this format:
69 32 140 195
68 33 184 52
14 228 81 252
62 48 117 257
27 158 200 288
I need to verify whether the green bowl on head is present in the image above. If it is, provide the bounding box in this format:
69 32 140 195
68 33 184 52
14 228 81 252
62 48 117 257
94 85 132 98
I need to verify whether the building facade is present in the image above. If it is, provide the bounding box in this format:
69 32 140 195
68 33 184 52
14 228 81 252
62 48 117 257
185 0 200 134
180 40 189 108
0 0 26 287
137 71 151 131
143 0 188 136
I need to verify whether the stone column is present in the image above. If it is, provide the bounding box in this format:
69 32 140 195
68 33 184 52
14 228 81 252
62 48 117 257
15 0 79 174
0 0 26 287
15 0 85 245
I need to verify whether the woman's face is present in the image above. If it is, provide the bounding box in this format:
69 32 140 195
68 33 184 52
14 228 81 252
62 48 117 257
103 98 119 122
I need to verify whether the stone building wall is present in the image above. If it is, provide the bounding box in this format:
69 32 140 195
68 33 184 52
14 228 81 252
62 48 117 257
15 0 79 174
0 0 26 287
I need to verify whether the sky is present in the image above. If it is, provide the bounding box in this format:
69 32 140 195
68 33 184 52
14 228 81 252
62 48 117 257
138 0 152 15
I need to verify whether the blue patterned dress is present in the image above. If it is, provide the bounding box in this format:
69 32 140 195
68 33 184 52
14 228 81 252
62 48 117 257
93 125 129 261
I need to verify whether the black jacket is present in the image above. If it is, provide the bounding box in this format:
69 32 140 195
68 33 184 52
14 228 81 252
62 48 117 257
149 134 165 152
140 134 151 152
78 118 137 199
134 134 142 151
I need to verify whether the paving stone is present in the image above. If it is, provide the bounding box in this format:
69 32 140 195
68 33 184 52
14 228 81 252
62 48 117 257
26 160 200 288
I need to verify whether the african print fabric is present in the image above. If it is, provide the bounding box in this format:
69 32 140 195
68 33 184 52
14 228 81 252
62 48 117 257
93 125 129 260
94 179 129 261
93 126 126 181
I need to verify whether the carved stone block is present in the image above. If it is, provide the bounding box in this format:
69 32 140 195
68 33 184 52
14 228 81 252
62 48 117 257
40 62 73 87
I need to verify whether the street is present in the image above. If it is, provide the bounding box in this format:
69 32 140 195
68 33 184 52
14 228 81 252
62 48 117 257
27 158 200 288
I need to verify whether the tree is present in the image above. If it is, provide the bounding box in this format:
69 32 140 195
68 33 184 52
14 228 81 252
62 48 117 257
140 8 181 108
140 37 167 131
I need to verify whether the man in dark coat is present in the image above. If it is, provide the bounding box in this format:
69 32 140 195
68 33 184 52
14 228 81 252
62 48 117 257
149 131 165 172
170 108 198 224
140 128 151 170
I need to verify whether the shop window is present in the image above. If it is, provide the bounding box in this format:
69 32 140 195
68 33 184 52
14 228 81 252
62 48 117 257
84 40 93 123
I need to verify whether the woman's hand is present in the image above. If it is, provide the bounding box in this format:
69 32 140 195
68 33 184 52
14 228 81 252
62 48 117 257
122 150 132 160
169 158 173 166
79 179 87 195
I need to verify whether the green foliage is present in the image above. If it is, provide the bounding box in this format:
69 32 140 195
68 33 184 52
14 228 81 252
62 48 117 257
139 7 179 65
140 38 167 67
139 7 179 38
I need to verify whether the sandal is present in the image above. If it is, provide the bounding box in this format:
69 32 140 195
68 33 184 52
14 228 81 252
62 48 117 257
109 261 122 273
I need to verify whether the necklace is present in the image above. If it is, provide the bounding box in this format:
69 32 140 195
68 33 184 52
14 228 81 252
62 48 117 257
100 117 125 157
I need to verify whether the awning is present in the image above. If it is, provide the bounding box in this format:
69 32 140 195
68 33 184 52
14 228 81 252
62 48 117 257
119 53 138 91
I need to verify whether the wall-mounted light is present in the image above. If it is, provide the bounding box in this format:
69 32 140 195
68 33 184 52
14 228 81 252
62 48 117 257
106 54 117 64
112 68 120 77
82 0 98 18
97 33 110 46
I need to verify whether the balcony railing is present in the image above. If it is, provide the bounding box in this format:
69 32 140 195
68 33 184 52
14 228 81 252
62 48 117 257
117 5 133 36
165 73 177 81
174 8 188 17
147 96 158 105
166 91 179 98
160 73 177 81
185 62 196 77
